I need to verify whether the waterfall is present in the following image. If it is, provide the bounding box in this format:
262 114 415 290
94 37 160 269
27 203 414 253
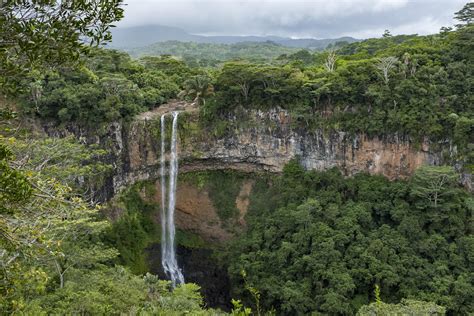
160 115 167 276
160 111 185 287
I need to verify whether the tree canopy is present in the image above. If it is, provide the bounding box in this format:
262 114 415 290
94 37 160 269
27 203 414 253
0 0 124 95
226 161 473 315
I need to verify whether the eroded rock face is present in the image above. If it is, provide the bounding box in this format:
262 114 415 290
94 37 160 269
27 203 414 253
42 101 464 201
138 178 254 243
235 180 254 226
111 105 445 196
152 181 233 242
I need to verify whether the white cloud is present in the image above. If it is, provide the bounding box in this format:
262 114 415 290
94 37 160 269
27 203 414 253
118 0 466 38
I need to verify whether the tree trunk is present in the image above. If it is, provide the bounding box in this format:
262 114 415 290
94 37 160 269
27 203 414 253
54 259 64 289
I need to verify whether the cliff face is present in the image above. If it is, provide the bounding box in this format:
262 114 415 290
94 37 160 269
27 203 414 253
111 102 444 197
44 100 469 237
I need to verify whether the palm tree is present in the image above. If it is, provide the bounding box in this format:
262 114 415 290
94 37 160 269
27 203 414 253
178 74 214 105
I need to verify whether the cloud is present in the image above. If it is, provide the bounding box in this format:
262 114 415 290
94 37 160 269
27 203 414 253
118 0 466 38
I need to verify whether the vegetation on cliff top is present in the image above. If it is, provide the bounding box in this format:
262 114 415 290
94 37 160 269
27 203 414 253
13 5 473 169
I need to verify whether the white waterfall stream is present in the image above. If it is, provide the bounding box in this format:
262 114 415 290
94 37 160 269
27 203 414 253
160 111 184 287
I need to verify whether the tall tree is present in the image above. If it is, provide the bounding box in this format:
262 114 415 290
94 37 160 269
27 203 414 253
376 56 398 84
382 29 392 37
324 49 337 72
410 166 458 208
178 74 214 105
454 2 474 28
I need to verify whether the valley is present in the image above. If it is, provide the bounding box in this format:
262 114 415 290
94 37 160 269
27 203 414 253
1 1 473 315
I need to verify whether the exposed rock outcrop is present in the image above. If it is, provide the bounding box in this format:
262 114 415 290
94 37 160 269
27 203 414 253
152 181 233 242
111 102 447 197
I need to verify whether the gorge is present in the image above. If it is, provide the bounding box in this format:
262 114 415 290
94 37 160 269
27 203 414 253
2 1 473 314
43 100 470 310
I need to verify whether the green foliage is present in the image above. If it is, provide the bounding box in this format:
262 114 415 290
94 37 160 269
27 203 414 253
411 165 459 208
19 50 168 127
138 55 203 90
0 126 122 312
230 299 252 316
227 161 472 315
454 2 474 27
3 3 473 313
127 40 304 66
241 269 262 316
179 74 215 105
0 0 124 95
106 182 159 274
10 135 112 192
21 267 215 315
13 10 472 166
0 2 219 314
357 299 446 315
279 49 316 65
374 284 382 304
0 142 32 213
26 266 148 314
211 61 308 111
200 25 472 165
176 229 207 249
0 111 216 316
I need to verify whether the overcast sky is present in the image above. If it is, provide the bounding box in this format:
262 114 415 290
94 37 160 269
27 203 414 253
118 0 467 39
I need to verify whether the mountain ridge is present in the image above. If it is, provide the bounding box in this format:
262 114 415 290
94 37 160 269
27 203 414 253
109 24 359 49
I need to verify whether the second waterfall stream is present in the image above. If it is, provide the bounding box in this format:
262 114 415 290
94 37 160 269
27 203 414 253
160 111 184 287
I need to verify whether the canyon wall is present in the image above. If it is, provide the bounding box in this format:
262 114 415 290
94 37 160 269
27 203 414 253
43 99 472 233
110 102 448 197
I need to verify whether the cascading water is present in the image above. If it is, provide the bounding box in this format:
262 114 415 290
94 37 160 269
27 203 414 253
160 111 185 287
160 115 167 278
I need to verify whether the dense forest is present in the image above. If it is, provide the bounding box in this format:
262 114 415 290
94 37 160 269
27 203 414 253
227 162 473 314
125 41 306 66
1 1 473 315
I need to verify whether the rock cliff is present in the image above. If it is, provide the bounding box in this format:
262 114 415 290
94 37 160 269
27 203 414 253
42 100 471 231
110 101 447 197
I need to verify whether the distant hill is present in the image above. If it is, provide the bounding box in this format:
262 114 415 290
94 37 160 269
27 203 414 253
124 40 304 65
109 25 197 48
109 24 359 50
